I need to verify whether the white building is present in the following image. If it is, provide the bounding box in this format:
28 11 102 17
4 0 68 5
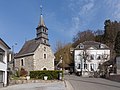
74 41 110 76
0 38 10 86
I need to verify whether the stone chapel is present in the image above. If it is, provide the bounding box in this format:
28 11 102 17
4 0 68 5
15 9 55 71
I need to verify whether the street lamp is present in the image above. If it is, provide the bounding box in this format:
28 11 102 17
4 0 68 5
12 43 17 70
60 55 63 70
56 56 62 70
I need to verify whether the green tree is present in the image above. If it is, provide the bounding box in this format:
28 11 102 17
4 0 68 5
103 20 120 59
114 31 120 56
103 20 120 48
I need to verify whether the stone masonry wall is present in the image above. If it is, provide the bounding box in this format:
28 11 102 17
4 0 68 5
34 44 55 70
15 55 34 72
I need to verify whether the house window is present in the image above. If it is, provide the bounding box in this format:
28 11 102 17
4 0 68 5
103 54 108 59
0 53 3 62
84 64 87 69
77 64 81 69
97 55 102 60
0 48 5 62
44 54 47 59
90 64 96 71
21 59 25 66
90 64 94 71
90 54 94 60
0 71 3 82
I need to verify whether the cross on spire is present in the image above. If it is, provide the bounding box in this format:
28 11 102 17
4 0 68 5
40 5 43 15
38 2 46 27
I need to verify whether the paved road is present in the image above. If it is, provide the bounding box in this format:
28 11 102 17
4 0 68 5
0 81 65 90
65 75 120 90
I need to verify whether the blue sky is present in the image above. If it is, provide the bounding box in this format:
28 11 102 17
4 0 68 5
0 0 120 52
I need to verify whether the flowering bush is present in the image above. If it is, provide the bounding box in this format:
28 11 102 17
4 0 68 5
20 68 28 77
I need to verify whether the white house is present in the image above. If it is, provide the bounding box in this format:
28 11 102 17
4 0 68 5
0 38 10 86
74 41 110 76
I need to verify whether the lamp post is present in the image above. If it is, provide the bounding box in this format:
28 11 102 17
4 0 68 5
12 43 17 70
59 55 63 70
56 56 62 70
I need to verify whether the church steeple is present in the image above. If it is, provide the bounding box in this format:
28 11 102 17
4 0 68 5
38 5 46 27
38 14 46 27
36 6 49 46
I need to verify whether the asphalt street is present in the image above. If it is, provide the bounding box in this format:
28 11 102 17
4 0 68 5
0 81 65 90
64 75 120 90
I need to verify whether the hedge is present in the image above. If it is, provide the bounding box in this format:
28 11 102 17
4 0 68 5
30 70 63 80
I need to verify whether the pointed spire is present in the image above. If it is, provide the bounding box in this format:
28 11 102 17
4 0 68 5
38 5 46 27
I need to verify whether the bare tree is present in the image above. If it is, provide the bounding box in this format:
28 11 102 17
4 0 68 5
54 40 65 52
73 30 95 47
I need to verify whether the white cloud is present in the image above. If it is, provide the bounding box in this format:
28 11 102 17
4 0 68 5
113 3 120 20
80 2 94 15
103 0 120 20
67 0 95 34
68 16 81 37
72 17 81 30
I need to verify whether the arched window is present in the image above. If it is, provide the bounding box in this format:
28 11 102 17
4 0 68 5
21 58 25 66
44 47 46 51
44 54 47 59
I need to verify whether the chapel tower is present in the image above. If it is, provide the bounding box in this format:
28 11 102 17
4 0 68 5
36 6 49 46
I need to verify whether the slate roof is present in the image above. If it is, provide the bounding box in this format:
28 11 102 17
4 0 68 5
38 14 46 27
15 39 40 58
75 41 109 50
0 38 11 49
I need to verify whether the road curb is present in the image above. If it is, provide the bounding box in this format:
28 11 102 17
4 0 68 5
64 80 74 90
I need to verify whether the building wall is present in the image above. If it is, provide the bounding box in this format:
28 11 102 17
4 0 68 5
15 55 34 72
74 49 110 73
15 44 55 71
0 43 8 86
34 44 55 70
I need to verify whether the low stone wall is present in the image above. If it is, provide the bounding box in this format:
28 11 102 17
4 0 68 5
9 80 61 86
108 75 120 82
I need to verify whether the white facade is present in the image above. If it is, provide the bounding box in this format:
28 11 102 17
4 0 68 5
74 41 110 76
0 39 10 86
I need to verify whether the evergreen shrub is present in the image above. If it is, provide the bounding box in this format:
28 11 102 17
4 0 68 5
30 70 63 80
